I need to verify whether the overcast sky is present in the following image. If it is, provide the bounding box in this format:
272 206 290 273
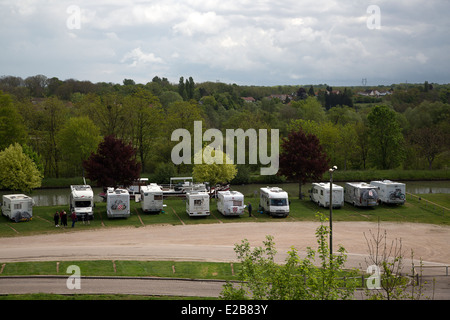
1 0 449 86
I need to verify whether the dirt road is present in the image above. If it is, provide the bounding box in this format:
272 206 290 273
0 221 448 269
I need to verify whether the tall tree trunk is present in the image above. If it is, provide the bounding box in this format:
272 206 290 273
298 181 303 199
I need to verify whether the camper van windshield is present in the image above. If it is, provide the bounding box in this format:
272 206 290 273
270 198 287 206
75 200 91 207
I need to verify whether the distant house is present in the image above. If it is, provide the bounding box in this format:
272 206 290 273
357 89 392 97
242 97 256 103
267 94 293 102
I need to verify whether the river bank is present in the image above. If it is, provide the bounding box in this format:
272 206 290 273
33 169 450 190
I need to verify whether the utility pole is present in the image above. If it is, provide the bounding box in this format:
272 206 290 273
329 166 337 260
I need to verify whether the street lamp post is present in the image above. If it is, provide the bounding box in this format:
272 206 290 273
329 166 337 260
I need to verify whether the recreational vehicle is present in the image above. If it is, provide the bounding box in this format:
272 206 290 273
162 177 207 197
186 191 210 217
106 188 130 218
309 183 344 208
127 178 149 197
140 183 165 213
370 180 406 205
1 194 34 222
259 187 290 217
344 182 379 207
70 185 94 219
217 191 245 216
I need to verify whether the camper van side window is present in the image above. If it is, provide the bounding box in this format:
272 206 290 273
154 195 163 201
320 190 323 196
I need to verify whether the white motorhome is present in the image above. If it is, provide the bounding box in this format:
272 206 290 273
370 180 406 205
344 182 379 207
140 183 165 213
186 191 210 217
106 188 130 218
217 191 245 216
309 182 344 208
70 185 94 219
259 187 290 217
1 194 34 222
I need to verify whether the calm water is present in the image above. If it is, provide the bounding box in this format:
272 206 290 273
232 181 450 198
1 181 449 207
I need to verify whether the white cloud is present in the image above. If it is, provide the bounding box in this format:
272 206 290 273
121 47 164 67
0 0 448 85
172 11 228 36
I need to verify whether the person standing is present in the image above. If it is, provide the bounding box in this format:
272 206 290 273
53 211 60 227
71 211 77 228
248 202 252 217
61 210 68 228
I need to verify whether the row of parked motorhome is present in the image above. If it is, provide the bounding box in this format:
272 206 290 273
309 180 406 208
1 179 404 223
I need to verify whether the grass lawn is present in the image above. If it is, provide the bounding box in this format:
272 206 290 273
1 193 445 299
0 260 239 280
0 193 449 238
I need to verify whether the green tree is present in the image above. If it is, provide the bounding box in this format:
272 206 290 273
367 105 404 169
337 124 358 170
220 213 357 300
0 91 27 151
0 143 42 192
354 121 370 169
192 146 237 192
57 116 102 176
178 76 187 100
124 89 164 172
291 96 326 123
408 126 449 169
77 93 126 137
41 97 66 178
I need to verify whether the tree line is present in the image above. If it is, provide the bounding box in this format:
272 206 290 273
0 74 449 189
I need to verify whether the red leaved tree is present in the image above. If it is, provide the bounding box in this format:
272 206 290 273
83 135 141 188
278 128 329 199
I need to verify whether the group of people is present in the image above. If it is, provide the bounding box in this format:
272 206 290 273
53 210 77 228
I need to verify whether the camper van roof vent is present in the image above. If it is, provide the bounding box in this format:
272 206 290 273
269 187 283 192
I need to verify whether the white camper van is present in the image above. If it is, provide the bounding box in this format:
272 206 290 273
370 180 406 205
1 194 34 222
259 187 290 217
106 188 130 218
309 183 344 208
186 191 210 217
344 182 379 207
217 191 245 216
70 185 94 219
140 183 165 213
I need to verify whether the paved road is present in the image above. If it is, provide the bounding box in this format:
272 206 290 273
1 274 448 299
0 221 448 299
0 276 225 297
